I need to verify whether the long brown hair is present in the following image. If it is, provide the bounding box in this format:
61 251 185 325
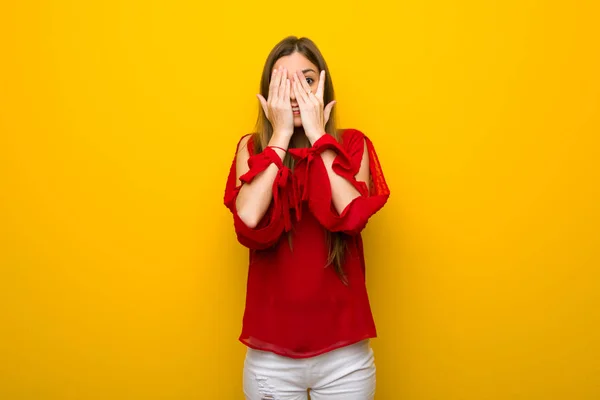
252 36 349 284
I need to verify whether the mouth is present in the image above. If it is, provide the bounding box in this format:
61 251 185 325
292 107 300 115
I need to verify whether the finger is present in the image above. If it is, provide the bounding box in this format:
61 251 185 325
277 67 287 100
292 78 306 107
277 68 286 101
256 94 268 118
298 70 319 107
324 100 336 124
296 69 313 95
284 78 290 103
271 68 282 101
306 81 321 107
315 70 326 99
293 75 309 104
308 88 321 107
291 77 300 105
268 67 278 99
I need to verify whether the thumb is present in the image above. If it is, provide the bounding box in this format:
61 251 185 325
324 100 336 124
256 94 268 118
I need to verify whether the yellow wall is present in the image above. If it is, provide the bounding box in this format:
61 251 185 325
1 1 598 399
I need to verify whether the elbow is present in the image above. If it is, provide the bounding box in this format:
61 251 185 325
235 196 260 229
336 193 364 218
337 193 362 215
243 217 259 230
236 207 259 229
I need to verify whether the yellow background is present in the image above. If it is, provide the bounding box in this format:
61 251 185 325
1 1 599 399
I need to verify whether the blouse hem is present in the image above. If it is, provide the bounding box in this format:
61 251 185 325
238 333 377 359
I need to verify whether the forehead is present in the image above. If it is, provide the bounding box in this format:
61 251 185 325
273 52 318 72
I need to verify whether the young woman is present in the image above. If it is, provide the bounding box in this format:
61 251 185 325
223 36 390 400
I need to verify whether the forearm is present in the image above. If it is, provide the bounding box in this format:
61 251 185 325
290 129 389 236
307 132 361 215
319 149 362 214
235 134 289 228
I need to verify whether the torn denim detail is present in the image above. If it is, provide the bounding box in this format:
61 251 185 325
255 375 278 400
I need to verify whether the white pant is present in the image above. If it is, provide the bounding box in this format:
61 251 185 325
243 340 376 400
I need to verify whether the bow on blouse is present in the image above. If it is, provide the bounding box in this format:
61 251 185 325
274 165 301 232
288 146 319 205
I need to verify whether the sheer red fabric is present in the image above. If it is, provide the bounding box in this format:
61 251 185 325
223 128 390 358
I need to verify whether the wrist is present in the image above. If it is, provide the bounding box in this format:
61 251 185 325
272 131 292 143
307 131 326 145
268 135 290 160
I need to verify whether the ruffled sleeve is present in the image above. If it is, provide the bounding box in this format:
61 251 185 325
223 134 297 249
288 129 390 236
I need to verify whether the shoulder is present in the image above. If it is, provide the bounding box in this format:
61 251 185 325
335 129 369 173
339 127 366 141
338 128 368 152
236 133 255 156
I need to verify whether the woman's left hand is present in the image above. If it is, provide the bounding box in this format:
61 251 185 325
292 69 336 143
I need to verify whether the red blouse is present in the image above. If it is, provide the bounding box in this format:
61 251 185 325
223 128 390 358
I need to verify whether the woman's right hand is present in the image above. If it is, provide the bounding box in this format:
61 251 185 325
256 67 293 138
